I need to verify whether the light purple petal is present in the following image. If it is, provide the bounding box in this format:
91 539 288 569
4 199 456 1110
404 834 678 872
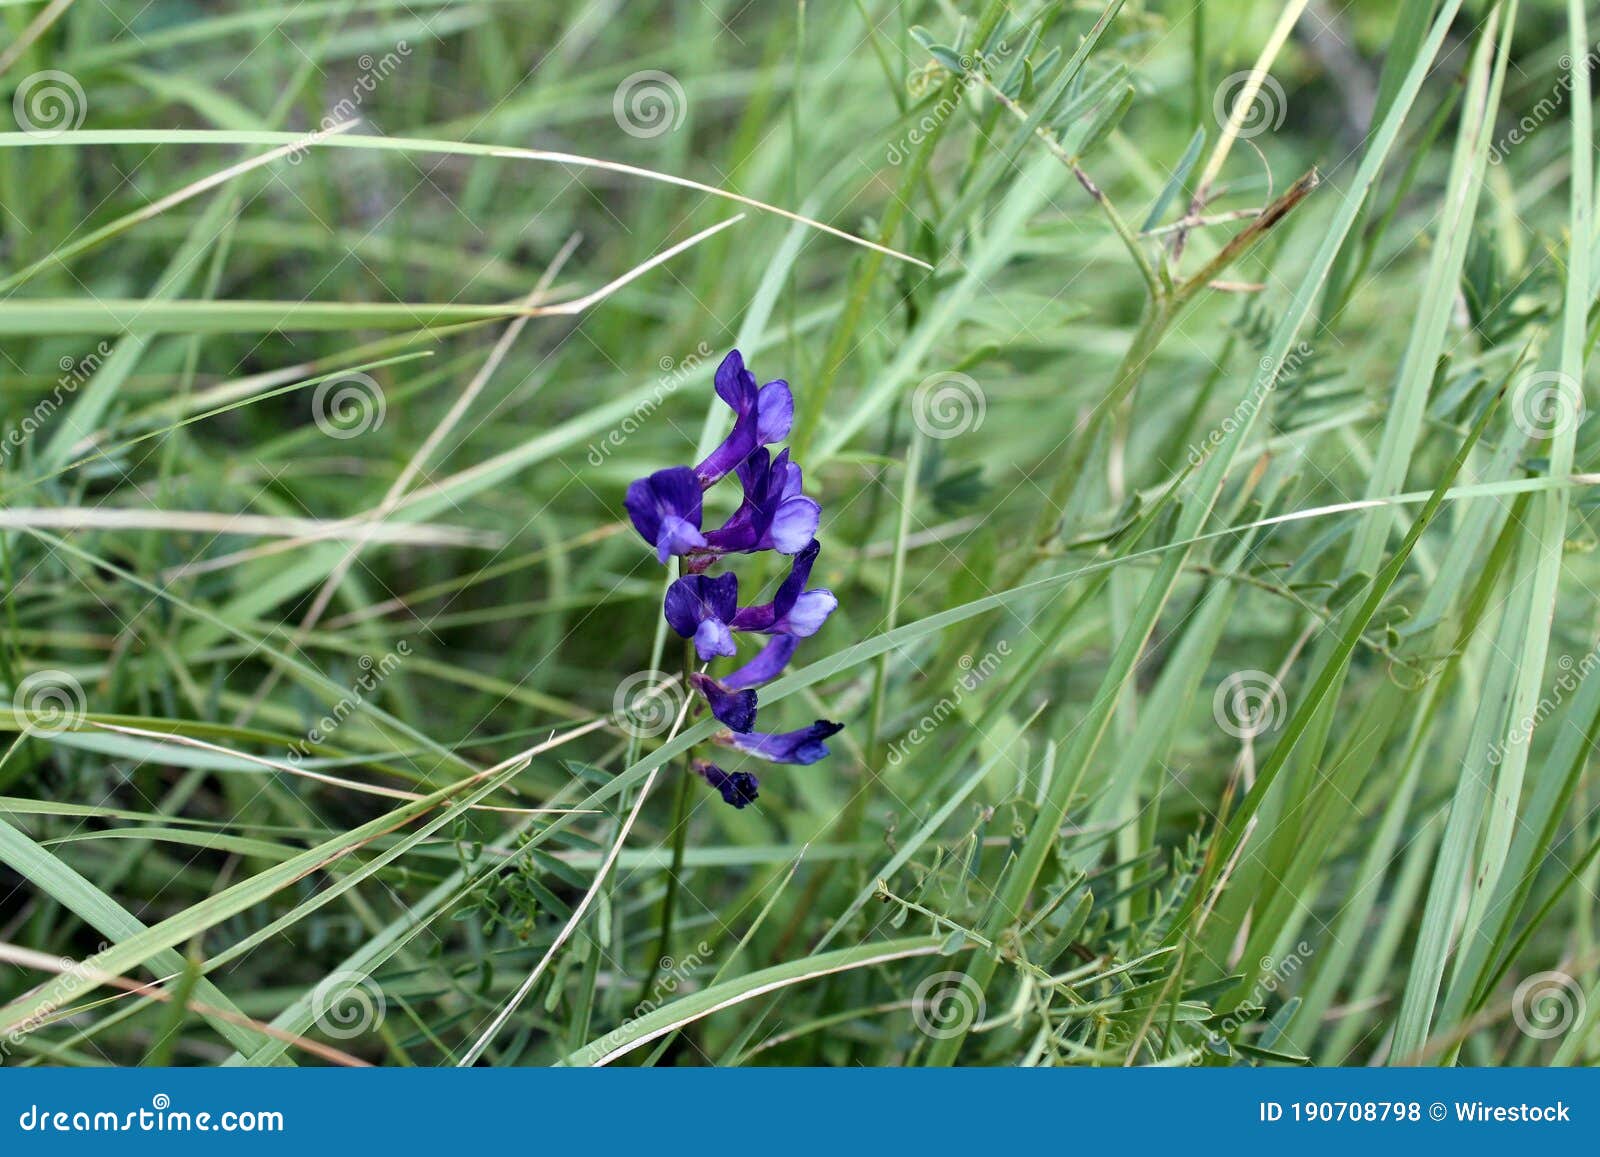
694 619 737 661
781 590 837 637
768 497 820 554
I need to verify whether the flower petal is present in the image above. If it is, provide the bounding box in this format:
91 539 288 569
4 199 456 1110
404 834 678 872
722 635 800 690
713 350 755 411
756 381 794 443
693 619 737 661
719 719 844 765
625 467 703 561
781 589 837 637
767 497 820 554
655 515 706 564
690 672 757 732
694 760 760 808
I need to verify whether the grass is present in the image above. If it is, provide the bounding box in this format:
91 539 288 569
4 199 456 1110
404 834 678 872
0 0 1597 1067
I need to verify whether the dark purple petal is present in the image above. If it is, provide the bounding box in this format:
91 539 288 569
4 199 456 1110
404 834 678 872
696 351 764 488
664 572 739 659
722 634 800 690
729 541 830 634
713 350 756 411
718 719 843 765
772 449 803 499
774 539 819 603
694 410 758 489
694 760 760 809
690 672 757 732
625 467 705 563
695 358 798 489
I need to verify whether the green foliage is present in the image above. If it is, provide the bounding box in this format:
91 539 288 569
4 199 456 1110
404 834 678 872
0 0 1595 1069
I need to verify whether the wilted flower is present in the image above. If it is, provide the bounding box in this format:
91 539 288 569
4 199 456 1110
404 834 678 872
693 760 760 809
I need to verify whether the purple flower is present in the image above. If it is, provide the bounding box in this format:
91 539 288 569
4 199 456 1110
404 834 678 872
664 572 739 661
690 671 757 732
729 540 836 638
694 760 760 809
722 634 800 691
717 719 844 765
694 351 795 488
701 449 820 558
625 466 706 564
624 349 845 795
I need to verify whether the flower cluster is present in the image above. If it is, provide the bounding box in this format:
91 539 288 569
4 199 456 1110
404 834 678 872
625 350 844 808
